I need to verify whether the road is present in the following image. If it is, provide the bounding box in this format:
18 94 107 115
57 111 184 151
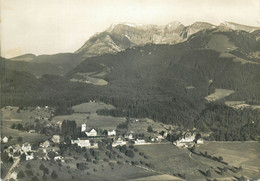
3 157 20 181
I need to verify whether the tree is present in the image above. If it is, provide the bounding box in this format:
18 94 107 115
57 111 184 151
17 170 25 179
125 150 134 158
218 156 223 161
31 176 38 181
51 170 58 179
26 163 31 169
61 120 77 136
205 170 211 177
8 156 14 163
147 126 153 132
20 153 26 162
17 137 23 143
98 141 106 151
43 167 49 175
39 164 45 170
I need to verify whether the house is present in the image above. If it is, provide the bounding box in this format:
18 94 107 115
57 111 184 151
178 132 195 143
112 138 127 147
173 132 196 148
56 121 62 128
9 171 17 180
157 135 164 140
81 123 87 132
134 139 146 145
85 129 97 137
29 130 36 133
21 143 32 152
2 136 8 143
124 133 133 140
71 139 91 147
40 140 50 148
108 130 116 136
26 154 34 160
54 156 64 162
196 138 204 144
52 135 60 143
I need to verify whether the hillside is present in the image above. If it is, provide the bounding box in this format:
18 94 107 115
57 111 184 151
1 22 260 140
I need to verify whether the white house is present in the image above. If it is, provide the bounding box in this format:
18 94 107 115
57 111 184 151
134 139 146 145
9 172 17 180
124 134 133 140
52 135 60 143
2 136 8 143
40 140 50 148
54 156 64 161
178 132 196 143
71 139 91 147
21 143 32 152
197 138 204 144
26 154 34 160
112 138 127 147
85 129 97 137
81 123 87 132
108 130 116 136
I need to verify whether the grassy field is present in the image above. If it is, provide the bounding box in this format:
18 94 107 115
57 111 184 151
136 143 209 180
196 141 260 180
72 102 115 113
1 106 51 146
205 89 234 102
52 102 125 130
135 143 260 181
128 118 173 135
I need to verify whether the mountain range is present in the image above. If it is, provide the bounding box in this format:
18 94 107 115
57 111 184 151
5 21 260 76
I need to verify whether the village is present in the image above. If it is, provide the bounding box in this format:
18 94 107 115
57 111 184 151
1 103 207 181
2 103 255 181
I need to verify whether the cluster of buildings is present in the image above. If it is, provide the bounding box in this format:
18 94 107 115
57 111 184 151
173 132 204 148
5 142 34 161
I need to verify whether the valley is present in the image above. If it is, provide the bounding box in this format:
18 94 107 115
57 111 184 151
1 21 260 181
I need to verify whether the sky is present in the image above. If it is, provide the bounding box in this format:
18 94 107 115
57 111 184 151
1 0 260 58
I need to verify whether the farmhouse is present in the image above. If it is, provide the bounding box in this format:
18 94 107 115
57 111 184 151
2 136 8 143
173 132 198 148
40 140 50 148
179 132 196 143
71 138 91 147
85 128 97 137
124 133 133 140
196 138 204 144
108 130 116 136
81 123 87 132
21 143 32 152
54 156 64 162
134 139 146 145
26 154 34 160
52 135 60 143
112 138 127 147
9 171 17 180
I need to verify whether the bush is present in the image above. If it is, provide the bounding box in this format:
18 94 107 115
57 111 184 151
25 170 34 177
147 126 153 132
51 170 58 179
17 170 25 179
43 167 49 175
125 150 134 158
31 176 38 181
39 164 45 170
76 163 87 170
26 163 31 169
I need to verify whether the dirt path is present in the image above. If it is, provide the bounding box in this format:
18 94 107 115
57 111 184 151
3 157 20 181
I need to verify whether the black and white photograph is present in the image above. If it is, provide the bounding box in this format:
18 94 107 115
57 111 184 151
1 0 260 180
